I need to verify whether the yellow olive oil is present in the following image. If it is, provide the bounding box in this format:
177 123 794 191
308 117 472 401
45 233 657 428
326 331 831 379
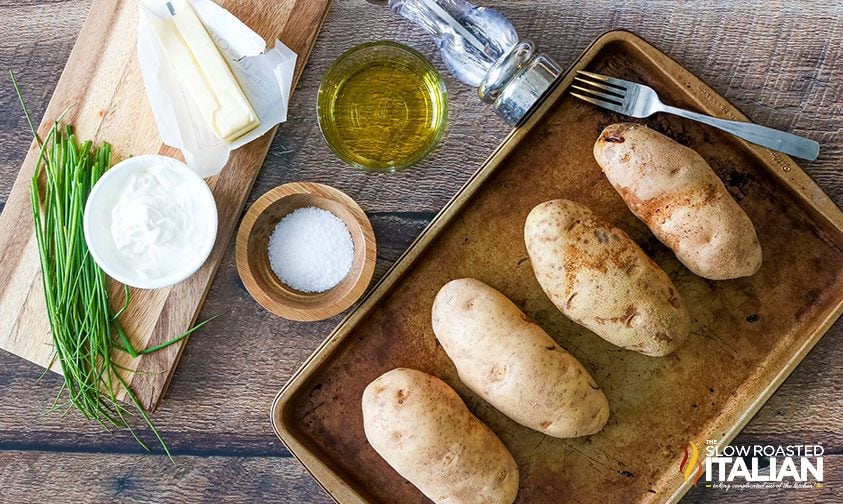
318 42 447 172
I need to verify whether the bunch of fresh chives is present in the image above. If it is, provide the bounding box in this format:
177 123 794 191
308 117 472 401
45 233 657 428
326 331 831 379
11 71 212 460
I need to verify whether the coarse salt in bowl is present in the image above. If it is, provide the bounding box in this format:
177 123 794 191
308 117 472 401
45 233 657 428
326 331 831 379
267 207 355 293
235 182 377 322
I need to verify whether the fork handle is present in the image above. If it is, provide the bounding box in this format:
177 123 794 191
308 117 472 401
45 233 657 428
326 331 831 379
661 105 819 161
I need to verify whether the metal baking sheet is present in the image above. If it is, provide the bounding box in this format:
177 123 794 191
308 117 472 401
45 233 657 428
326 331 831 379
271 30 843 503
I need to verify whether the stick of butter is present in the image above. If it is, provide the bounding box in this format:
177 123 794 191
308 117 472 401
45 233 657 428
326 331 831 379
152 0 259 142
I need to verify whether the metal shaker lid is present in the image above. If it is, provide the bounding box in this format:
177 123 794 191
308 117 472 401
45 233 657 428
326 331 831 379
478 40 561 125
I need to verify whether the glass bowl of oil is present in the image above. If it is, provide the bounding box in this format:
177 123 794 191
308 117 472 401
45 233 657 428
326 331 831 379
317 41 448 172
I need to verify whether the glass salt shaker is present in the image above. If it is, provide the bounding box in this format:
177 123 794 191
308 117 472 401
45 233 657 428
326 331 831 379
369 0 561 124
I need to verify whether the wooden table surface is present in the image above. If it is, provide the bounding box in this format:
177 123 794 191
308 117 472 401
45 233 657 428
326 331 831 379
0 1 840 502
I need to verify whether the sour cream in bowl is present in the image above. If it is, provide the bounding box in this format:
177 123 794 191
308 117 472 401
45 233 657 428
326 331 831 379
83 155 218 289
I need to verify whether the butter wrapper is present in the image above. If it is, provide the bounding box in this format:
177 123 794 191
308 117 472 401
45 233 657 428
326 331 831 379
137 0 297 177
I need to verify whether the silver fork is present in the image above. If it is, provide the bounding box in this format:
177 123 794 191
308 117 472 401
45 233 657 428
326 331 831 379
571 70 820 161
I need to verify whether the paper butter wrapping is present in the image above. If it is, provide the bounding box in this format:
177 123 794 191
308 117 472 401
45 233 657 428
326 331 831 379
137 0 297 177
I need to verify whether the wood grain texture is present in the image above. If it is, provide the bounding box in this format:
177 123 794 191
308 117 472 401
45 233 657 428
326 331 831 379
0 0 840 503
0 0 331 412
0 451 335 503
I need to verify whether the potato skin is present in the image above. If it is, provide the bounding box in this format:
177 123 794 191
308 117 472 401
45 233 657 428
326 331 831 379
362 368 519 504
524 199 689 357
593 123 762 280
432 279 609 438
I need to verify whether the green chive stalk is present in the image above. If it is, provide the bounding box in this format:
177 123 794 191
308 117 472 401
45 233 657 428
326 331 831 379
11 71 215 459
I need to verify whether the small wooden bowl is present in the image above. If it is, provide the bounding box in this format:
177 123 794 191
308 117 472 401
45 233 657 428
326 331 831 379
236 182 376 321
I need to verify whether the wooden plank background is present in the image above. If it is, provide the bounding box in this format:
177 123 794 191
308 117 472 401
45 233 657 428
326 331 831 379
0 0 840 502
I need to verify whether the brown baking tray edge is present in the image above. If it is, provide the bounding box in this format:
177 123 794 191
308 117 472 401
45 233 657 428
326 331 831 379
271 29 843 504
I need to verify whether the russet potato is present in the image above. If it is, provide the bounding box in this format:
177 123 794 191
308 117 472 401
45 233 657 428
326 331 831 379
525 199 690 357
594 123 762 280
362 368 519 504
432 278 609 438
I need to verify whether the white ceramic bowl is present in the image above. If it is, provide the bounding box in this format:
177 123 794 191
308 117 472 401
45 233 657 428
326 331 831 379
83 155 218 290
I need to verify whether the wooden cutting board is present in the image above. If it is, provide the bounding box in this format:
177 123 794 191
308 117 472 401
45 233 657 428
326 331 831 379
0 0 331 411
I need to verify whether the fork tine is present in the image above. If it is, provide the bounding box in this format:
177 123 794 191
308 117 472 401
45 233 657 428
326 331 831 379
570 85 624 105
576 70 631 90
573 77 625 99
570 92 625 114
